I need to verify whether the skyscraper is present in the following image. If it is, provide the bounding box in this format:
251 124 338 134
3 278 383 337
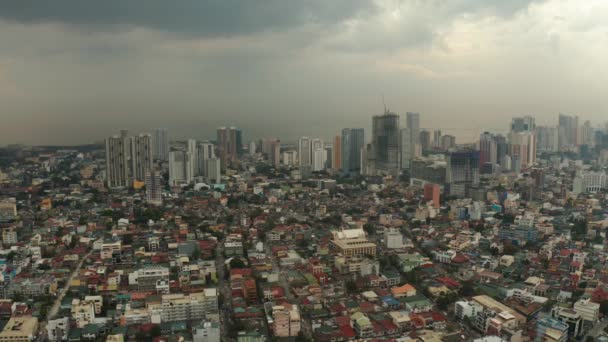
130 134 154 182
536 126 558 152
333 135 342 171
479 132 497 170
433 130 442 148
419 130 431 152
372 111 400 175
145 170 162 205
400 128 412 169
511 116 536 133
441 135 456 150
558 114 579 149
169 151 187 186
105 131 153 188
298 137 311 167
217 127 241 170
311 138 325 171
197 142 215 177
262 138 281 167
105 133 130 188
446 150 480 197
153 128 169 161
186 139 198 181
206 158 222 184
341 128 364 175
509 131 536 171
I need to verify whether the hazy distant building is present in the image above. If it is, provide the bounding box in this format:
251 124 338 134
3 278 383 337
262 138 281 167
206 158 222 184
479 132 497 171
441 135 456 150
509 131 536 171
105 131 153 188
105 132 130 188
495 135 508 166
145 170 162 205
536 126 559 152
511 116 536 133
341 128 364 175
197 142 215 178
419 130 431 152
400 128 412 169
333 135 342 171
249 141 257 156
217 127 241 170
186 139 198 181
153 128 169 161
298 137 311 167
433 130 442 148
169 151 188 186
372 111 400 175
446 150 479 197
558 114 579 149
282 150 297 166
311 138 325 171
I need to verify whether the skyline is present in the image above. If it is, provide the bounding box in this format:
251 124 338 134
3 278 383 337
2 0 608 145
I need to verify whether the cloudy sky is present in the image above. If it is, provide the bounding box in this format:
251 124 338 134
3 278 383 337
1 0 607 145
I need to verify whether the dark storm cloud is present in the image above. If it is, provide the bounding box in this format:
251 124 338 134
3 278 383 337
0 0 377 37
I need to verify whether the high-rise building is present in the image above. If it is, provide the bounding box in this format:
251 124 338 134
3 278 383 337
479 132 497 170
372 111 400 175
446 150 479 197
419 130 431 152
249 141 257 156
441 135 456 150
153 128 169 161
282 151 297 166
311 138 325 172
262 138 281 167
509 131 536 171
558 114 579 149
105 133 130 188
206 158 222 184
400 128 412 169
169 151 187 186
581 120 594 146
511 116 536 133
536 126 559 152
145 170 162 205
130 134 154 182
186 139 198 181
341 128 364 175
298 137 311 167
197 142 215 178
495 135 508 166
333 135 342 171
433 130 442 148
217 127 241 170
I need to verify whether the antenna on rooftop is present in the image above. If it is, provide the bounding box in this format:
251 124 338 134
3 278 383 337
382 94 388 114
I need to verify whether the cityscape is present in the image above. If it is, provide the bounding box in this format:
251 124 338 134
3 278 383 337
3 1 608 342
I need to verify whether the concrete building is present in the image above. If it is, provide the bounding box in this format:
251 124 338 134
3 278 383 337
446 150 480 197
558 114 579 149
341 128 364 175
509 131 536 171
298 137 311 167
536 126 559 152
573 171 607 194
145 170 162 205
0 198 17 221
2 227 17 245
536 317 568 342
333 135 342 171
206 158 222 185
128 267 170 292
271 304 301 337
385 228 405 249
217 126 241 170
46 317 69 342
332 228 377 258
511 116 536 133
153 128 169 161
169 151 188 186
193 322 220 342
311 138 325 172
0 317 38 342
573 299 600 323
105 131 130 188
71 299 96 328
372 111 400 175
155 289 218 323
441 135 456 149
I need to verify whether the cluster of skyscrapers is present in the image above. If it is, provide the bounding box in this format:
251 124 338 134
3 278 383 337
104 111 607 201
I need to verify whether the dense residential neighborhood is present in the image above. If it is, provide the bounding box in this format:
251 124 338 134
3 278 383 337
1 114 608 342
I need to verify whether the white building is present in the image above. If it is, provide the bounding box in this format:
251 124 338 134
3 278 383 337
193 322 220 342
46 317 69 342
385 228 404 249
573 298 600 323
311 138 325 171
573 171 606 194
153 128 169 161
71 299 96 328
298 137 311 166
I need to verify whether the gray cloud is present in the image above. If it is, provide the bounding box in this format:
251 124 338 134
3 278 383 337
0 0 376 37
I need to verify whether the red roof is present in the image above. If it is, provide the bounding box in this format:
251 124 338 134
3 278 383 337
339 325 356 338
335 315 351 327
